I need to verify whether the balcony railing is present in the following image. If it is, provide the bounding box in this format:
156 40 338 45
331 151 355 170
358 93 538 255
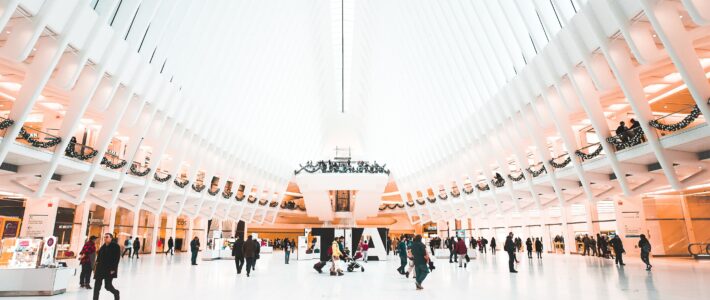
574 142 604 162
101 152 127 169
649 104 703 136
16 126 62 152
65 140 99 163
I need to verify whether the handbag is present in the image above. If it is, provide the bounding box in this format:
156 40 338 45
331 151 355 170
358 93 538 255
465 254 470 262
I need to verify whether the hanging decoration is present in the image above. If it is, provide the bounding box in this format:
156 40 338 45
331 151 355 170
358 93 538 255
174 178 189 188
491 177 505 188
101 157 127 169
476 183 490 191
379 203 405 211
416 199 426 205
526 164 547 178
258 199 268 206
235 194 245 201
437 194 448 201
649 105 701 132
405 201 415 207
247 196 258 204
507 172 525 182
191 183 206 193
18 127 62 148
153 172 172 183
64 140 98 161
129 164 151 177
462 187 475 195
426 196 436 203
269 201 279 207
294 160 390 175
0 118 14 130
549 155 572 169
207 188 220 196
222 191 234 199
606 128 644 151
450 191 461 198
575 143 603 160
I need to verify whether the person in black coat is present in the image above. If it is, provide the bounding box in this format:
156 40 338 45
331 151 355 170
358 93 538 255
243 235 256 277
132 237 140 259
490 237 497 255
94 233 120 300
253 239 261 270
504 233 517 273
165 237 174 255
525 238 533 259
190 237 200 265
610 235 625 266
232 236 245 273
534 238 543 259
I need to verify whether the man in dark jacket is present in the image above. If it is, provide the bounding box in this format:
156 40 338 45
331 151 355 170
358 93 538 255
132 237 140 259
447 237 457 263
504 232 517 273
610 235 625 266
243 235 256 277
165 237 174 255
94 233 120 300
253 238 261 271
190 236 200 265
410 235 429 290
396 236 408 274
232 236 245 273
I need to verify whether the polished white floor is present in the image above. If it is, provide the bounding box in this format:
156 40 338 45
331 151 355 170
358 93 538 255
8 250 710 299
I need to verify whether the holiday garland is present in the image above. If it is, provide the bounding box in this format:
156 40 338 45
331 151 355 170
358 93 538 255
379 203 405 211
258 199 268 206
18 127 62 148
222 191 234 199
549 155 572 169
462 187 475 194
294 160 390 175
507 172 525 182
191 183 206 193
491 177 505 188
129 164 151 177
450 191 461 198
65 142 98 161
101 157 127 169
173 178 189 188
476 183 490 191
426 196 437 203
269 201 279 207
649 105 701 132
207 188 220 196
526 164 547 177
437 194 448 201
153 172 172 182
416 199 426 205
235 194 245 201
247 196 258 203
0 118 14 130
405 201 415 207
575 143 603 160
606 128 644 151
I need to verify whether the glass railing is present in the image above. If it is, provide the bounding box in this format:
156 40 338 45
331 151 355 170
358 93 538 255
16 126 62 152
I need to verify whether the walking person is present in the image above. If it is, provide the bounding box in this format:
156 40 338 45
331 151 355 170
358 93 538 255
132 237 140 259
93 233 120 300
329 240 344 276
610 234 625 266
243 235 256 277
253 238 261 271
490 237 497 255
121 236 132 258
397 236 408 275
232 236 244 273
504 232 517 273
165 237 174 255
360 237 370 263
190 236 200 265
534 238 543 259
283 238 291 264
455 237 467 268
79 236 97 289
410 235 430 290
446 237 455 263
638 234 652 270
525 238 533 259
386 236 392 256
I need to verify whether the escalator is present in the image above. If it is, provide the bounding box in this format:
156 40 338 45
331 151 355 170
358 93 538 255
688 243 710 259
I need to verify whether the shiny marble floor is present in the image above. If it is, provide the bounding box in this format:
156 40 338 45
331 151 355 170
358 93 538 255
8 250 710 300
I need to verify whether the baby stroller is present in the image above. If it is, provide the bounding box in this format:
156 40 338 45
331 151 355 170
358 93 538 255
345 251 365 272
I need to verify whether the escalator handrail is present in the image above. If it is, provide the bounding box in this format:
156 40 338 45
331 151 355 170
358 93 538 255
687 242 710 256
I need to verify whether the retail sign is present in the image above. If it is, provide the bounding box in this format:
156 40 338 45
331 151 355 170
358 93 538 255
621 211 642 238
2 220 20 238
26 214 51 238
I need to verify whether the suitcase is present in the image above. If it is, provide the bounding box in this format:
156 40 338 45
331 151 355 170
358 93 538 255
313 261 327 273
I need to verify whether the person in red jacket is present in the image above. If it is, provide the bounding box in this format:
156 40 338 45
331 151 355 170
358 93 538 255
360 237 370 263
455 237 468 268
